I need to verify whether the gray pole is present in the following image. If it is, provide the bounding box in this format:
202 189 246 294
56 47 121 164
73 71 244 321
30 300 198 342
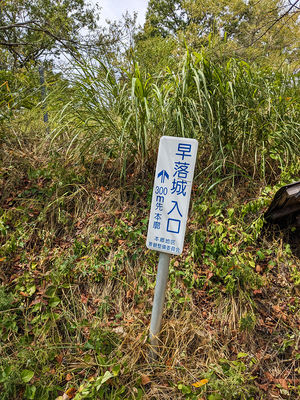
38 66 49 125
149 251 171 361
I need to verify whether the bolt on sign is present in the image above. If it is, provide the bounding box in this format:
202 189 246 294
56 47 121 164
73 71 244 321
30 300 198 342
147 136 198 255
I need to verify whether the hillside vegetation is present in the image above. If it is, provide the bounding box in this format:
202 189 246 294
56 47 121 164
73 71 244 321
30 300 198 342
1 48 300 400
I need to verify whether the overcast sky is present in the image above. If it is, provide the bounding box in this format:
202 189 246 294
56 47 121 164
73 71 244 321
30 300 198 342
95 0 149 26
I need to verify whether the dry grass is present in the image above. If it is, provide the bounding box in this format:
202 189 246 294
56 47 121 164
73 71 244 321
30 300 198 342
1 111 300 400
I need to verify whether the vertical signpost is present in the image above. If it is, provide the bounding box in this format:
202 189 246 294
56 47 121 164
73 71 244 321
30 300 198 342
147 136 198 360
38 66 48 125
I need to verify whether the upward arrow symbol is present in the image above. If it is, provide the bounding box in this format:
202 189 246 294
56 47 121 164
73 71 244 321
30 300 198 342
157 170 169 184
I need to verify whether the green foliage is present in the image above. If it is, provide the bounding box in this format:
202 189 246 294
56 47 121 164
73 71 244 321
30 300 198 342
50 50 300 185
143 0 187 38
0 287 14 312
134 36 178 76
74 370 115 399
0 67 39 126
0 0 98 68
174 357 257 399
190 198 266 296
204 358 257 399
140 0 300 68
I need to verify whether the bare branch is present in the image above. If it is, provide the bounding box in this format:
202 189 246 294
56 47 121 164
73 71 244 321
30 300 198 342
247 0 300 48
0 21 36 30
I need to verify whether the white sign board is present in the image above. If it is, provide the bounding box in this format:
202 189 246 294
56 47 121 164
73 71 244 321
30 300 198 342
146 136 198 255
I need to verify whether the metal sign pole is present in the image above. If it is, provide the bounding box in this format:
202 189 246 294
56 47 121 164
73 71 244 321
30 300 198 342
38 66 49 125
149 251 171 361
146 136 198 362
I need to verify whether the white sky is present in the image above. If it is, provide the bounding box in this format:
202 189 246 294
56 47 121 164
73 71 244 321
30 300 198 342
95 0 149 27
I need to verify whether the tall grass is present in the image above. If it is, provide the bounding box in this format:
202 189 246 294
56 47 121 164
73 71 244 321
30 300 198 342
49 60 158 180
164 52 300 184
48 50 300 186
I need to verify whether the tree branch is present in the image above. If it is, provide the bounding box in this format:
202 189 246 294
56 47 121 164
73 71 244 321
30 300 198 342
0 21 36 30
246 0 300 48
0 41 31 46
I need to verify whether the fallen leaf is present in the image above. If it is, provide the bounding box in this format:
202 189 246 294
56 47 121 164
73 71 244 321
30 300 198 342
257 382 269 392
56 355 63 364
66 373 73 381
256 265 262 273
81 294 88 304
124 318 134 325
192 379 208 387
141 374 151 385
65 387 77 398
273 304 281 313
265 372 274 382
278 378 288 390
